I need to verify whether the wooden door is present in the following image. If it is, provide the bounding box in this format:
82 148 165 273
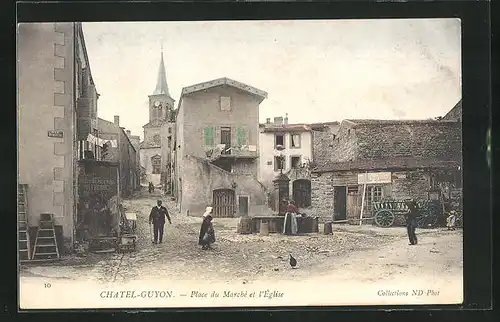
238 196 249 217
213 189 236 217
346 186 360 221
333 186 347 220
220 127 231 155
292 179 312 208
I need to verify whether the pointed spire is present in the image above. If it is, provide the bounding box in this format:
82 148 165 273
153 46 170 96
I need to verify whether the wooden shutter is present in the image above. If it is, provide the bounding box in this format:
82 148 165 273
204 126 214 146
77 98 91 140
236 127 246 146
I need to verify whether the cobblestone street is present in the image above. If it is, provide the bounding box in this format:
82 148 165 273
20 189 463 286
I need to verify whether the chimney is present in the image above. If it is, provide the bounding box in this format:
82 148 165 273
266 118 271 124
284 113 289 125
126 130 131 136
274 117 283 125
114 115 120 126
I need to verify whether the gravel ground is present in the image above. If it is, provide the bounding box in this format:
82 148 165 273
20 189 463 286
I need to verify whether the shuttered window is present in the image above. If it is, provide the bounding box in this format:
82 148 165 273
236 127 246 146
204 126 214 146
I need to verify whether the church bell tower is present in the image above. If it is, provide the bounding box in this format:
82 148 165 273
148 46 175 124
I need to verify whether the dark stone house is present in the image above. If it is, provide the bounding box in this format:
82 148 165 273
310 111 462 223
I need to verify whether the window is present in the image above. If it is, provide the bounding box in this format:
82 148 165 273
364 186 383 210
168 127 172 134
151 156 161 174
291 156 301 169
267 161 272 166
168 136 172 147
153 134 161 146
274 156 285 172
236 127 246 146
204 126 214 146
290 134 301 148
275 134 284 148
220 96 231 111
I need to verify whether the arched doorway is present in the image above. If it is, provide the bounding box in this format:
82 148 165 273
212 189 236 217
292 179 311 208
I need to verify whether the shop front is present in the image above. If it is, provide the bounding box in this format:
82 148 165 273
75 160 121 251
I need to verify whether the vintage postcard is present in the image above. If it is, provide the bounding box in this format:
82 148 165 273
17 19 463 309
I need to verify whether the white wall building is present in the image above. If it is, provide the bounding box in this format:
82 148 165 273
258 116 313 189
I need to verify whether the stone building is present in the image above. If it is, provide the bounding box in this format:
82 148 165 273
139 50 176 187
18 22 101 250
310 112 462 223
97 116 140 197
258 116 339 209
174 77 268 217
442 99 462 122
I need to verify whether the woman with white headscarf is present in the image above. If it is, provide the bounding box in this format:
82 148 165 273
198 206 216 250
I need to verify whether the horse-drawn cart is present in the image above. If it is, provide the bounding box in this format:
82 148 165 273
372 200 442 228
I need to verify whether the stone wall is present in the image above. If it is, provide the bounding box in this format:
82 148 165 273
391 170 431 201
312 124 357 170
180 156 268 217
310 172 334 221
311 169 434 224
232 159 258 177
355 122 462 161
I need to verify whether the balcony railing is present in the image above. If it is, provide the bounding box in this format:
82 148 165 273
205 144 258 160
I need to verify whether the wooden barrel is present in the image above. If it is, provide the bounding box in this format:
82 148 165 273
323 221 333 234
259 220 270 236
237 217 253 234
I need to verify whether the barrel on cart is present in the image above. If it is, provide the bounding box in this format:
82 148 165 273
372 200 442 228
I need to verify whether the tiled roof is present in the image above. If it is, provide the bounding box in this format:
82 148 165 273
442 99 462 121
314 118 462 173
181 77 268 100
312 157 461 173
260 124 312 132
344 119 456 127
143 119 167 128
139 141 161 149
98 118 118 139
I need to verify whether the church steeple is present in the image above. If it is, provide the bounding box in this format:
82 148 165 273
152 46 170 96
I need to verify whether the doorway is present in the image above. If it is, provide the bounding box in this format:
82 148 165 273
238 196 249 217
221 127 231 155
292 179 312 208
333 186 347 220
213 188 236 217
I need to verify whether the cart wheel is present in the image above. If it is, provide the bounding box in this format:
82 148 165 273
375 210 395 227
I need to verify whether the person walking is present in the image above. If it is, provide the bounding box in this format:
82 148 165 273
198 206 216 250
149 200 172 244
405 199 419 245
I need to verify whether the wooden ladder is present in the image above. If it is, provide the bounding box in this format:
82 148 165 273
18 184 31 263
32 213 60 261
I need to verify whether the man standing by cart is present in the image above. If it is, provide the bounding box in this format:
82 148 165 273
405 199 419 245
149 200 172 244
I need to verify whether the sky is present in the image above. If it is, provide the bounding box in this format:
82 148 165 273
82 19 461 140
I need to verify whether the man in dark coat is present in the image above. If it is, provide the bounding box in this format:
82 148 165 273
405 200 419 245
149 200 172 244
